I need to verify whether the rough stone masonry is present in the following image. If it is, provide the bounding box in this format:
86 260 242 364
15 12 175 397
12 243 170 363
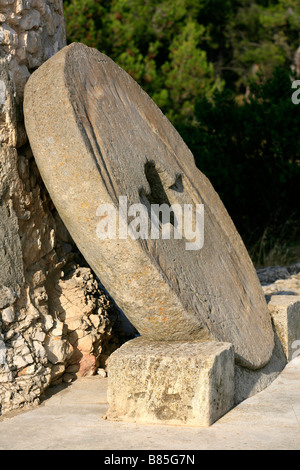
0 1 129 416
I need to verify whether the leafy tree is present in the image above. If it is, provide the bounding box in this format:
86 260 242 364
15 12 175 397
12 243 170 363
178 67 300 264
225 0 300 92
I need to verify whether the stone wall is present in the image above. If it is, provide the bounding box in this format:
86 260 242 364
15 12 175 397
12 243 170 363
0 0 132 416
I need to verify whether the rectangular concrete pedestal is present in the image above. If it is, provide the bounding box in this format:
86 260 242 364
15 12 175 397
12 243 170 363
268 295 300 361
106 337 235 427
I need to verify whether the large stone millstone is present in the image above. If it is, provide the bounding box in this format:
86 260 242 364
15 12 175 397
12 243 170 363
24 42 274 370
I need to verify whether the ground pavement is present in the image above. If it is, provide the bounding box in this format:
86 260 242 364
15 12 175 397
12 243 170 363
0 356 299 450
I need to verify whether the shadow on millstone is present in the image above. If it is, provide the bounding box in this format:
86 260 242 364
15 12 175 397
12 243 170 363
234 324 287 405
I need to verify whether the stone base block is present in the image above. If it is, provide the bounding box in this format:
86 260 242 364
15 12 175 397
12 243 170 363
268 295 300 361
106 337 235 427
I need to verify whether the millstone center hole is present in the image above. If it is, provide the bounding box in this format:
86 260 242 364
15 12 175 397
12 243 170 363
139 161 183 227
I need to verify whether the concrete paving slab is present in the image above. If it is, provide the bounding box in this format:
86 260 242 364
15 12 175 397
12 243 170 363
0 357 299 450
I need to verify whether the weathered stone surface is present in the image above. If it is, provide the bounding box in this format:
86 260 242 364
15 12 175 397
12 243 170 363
1 306 15 323
268 295 300 361
46 266 132 379
50 363 65 382
24 42 274 370
107 337 235 426
0 146 24 294
44 335 73 364
0 0 66 416
0 3 130 416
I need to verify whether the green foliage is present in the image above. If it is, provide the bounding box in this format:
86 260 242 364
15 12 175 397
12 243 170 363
64 0 300 114
63 0 107 48
161 21 223 121
177 67 300 264
64 0 224 123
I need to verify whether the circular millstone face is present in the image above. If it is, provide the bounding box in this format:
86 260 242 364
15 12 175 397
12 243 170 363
24 43 274 370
